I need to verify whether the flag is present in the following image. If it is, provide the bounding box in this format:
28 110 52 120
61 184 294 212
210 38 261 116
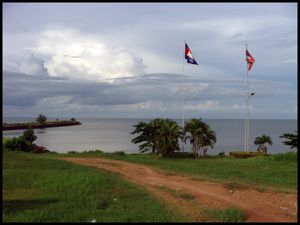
246 49 255 71
185 43 198 65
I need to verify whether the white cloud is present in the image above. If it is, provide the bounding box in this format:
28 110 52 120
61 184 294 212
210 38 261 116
18 53 48 76
31 29 146 81
178 15 295 40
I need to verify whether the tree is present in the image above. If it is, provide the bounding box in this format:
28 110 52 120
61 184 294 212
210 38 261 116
184 118 216 158
36 113 47 124
254 134 273 154
280 131 298 150
155 119 182 157
131 118 183 157
131 121 157 153
22 127 37 143
70 118 76 122
5 127 37 152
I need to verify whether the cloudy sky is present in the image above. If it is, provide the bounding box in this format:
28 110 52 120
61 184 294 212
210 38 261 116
3 3 297 119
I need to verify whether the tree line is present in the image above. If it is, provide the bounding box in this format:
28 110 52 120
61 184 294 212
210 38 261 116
131 118 298 158
131 118 216 158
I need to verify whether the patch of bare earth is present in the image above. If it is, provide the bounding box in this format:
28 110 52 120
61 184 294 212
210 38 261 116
62 157 297 222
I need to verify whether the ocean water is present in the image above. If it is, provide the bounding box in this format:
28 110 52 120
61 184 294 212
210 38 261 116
2 118 297 155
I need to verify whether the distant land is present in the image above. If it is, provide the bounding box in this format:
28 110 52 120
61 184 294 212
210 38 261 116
2 120 81 130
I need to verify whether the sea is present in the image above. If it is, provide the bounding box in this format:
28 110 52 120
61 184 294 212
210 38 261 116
2 118 297 155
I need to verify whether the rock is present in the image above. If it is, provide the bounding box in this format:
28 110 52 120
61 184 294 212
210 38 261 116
32 144 50 153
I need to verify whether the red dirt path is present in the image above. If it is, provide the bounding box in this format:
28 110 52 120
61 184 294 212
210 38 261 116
62 157 297 222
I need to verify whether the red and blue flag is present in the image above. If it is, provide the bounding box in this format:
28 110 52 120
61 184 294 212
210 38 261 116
246 49 255 71
185 43 198 65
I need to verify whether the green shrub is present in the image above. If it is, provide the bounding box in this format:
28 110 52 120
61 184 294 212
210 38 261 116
4 128 36 152
218 152 225 157
167 152 195 159
67 151 79 154
229 151 266 158
113 151 126 155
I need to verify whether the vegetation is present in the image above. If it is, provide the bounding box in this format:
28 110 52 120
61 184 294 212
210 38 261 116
280 131 298 150
254 134 273 154
184 118 216 158
3 139 297 222
131 118 183 157
204 207 246 222
131 118 216 158
229 151 266 158
5 127 37 152
62 150 297 192
70 118 77 122
3 149 181 222
3 119 81 131
36 113 47 124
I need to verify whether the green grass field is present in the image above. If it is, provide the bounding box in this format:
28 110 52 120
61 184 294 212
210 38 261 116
3 143 297 222
3 150 182 222
60 150 297 192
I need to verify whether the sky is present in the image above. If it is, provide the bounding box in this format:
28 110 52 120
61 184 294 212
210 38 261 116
3 3 298 119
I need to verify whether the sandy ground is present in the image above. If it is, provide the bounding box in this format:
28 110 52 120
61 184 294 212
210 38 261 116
62 157 297 222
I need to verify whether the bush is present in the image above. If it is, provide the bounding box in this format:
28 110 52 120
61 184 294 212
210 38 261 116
22 127 37 143
218 152 225 157
113 151 126 155
67 151 79 154
166 151 195 159
229 151 266 158
70 118 77 122
4 128 36 152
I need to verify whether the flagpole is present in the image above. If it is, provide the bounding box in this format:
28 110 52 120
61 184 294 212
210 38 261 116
181 41 186 152
245 43 250 153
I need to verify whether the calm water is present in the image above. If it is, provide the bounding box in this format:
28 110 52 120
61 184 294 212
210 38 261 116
2 118 297 155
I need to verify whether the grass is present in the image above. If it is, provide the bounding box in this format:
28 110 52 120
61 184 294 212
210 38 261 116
3 141 297 222
3 149 181 222
157 185 196 201
59 150 297 192
204 207 247 222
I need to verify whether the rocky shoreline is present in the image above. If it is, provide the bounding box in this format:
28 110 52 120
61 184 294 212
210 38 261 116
3 120 81 130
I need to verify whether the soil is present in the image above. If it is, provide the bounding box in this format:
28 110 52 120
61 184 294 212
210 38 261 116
62 157 297 222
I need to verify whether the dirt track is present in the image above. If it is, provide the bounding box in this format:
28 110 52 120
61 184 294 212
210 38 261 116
62 157 297 222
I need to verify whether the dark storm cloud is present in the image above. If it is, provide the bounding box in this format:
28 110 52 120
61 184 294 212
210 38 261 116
4 70 294 111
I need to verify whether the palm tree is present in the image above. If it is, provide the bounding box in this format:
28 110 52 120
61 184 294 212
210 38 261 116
155 119 183 157
254 134 273 154
184 118 216 158
131 118 182 157
131 121 156 153
280 131 298 150
36 113 47 124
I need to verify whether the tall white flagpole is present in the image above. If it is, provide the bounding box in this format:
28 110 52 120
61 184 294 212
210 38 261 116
245 43 250 153
181 41 186 152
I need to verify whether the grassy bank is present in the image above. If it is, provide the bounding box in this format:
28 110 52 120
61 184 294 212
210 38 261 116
60 150 297 192
3 150 181 222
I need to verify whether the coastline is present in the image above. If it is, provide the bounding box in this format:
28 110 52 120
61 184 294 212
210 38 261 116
2 120 81 130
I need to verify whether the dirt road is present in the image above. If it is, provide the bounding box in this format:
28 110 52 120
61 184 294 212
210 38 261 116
62 157 297 222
